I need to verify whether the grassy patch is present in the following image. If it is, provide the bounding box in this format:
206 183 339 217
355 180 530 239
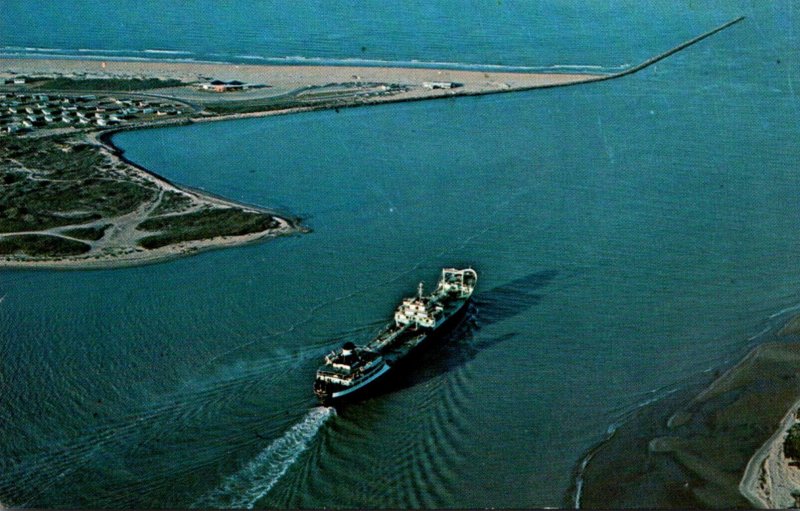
35 77 186 91
0 136 158 233
62 224 112 241
0 234 91 257
151 191 195 215
204 97 307 115
137 208 278 249
785 423 800 460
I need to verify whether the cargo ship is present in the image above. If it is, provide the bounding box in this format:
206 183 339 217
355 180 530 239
313 268 477 404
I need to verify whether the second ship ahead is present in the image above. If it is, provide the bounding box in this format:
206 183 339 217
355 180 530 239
313 268 478 404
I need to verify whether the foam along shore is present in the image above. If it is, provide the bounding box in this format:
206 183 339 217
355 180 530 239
0 58 605 99
0 16 745 104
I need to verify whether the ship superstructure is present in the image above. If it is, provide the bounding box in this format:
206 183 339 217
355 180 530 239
313 268 477 403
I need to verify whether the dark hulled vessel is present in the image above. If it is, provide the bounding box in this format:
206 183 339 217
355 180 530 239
313 268 477 404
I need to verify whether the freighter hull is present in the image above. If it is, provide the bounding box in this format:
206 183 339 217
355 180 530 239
313 268 477 405
315 295 471 405
314 362 392 405
382 296 470 366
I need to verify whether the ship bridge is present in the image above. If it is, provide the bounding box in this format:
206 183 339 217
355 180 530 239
435 268 477 299
394 281 443 328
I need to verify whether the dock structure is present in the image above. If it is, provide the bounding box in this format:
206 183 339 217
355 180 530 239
605 16 746 80
512 15 747 93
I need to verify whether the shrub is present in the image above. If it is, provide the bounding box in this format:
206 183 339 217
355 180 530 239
784 423 800 460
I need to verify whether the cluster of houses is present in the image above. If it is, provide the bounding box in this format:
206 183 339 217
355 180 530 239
0 92 184 135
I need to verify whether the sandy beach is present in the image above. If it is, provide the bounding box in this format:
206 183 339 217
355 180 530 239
0 58 604 99
740 402 800 508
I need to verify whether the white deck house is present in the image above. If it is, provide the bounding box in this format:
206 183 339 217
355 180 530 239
198 80 249 92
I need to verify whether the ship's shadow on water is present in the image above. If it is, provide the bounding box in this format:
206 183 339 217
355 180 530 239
362 269 559 400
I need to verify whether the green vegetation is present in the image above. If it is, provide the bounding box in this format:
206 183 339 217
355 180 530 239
62 224 112 241
34 77 185 91
137 208 278 249
0 136 158 233
784 423 800 460
151 190 195 215
0 234 91 257
0 132 293 264
204 97 308 115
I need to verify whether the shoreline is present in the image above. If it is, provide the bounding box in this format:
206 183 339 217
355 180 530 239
577 311 800 509
0 129 305 270
0 220 297 270
0 16 745 270
739 399 800 508
95 128 301 222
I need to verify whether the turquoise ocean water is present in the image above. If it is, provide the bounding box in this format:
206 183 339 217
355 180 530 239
1 1 799 507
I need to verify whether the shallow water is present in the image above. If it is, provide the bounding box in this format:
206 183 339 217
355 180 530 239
1 1 800 508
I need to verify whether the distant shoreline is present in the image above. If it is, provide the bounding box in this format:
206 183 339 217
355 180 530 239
0 16 745 270
0 51 623 75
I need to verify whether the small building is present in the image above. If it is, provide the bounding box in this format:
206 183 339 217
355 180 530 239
43 115 54 123
422 81 458 90
199 79 248 92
